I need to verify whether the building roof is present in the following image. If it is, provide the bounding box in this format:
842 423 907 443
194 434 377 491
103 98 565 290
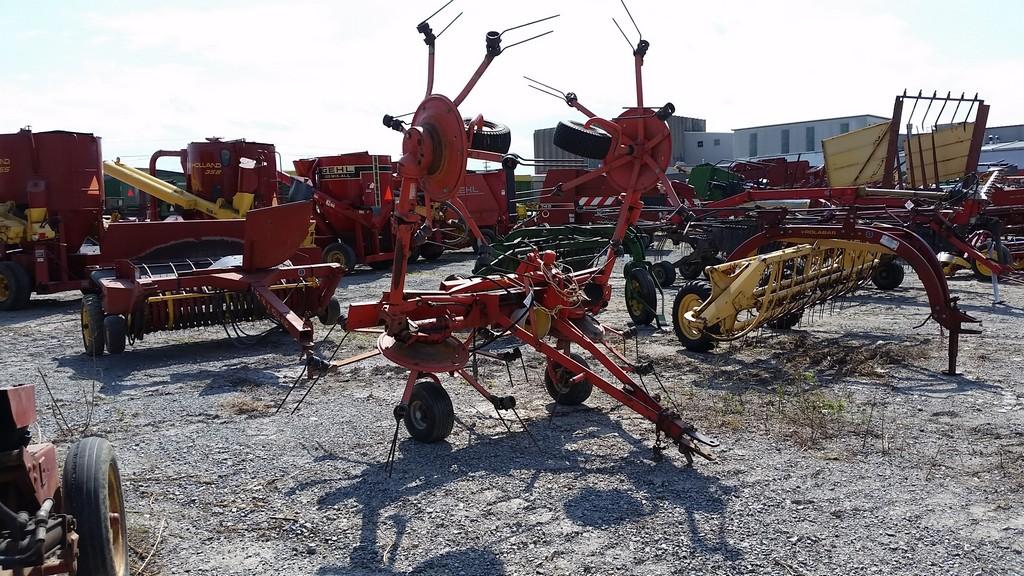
732 114 889 132
981 140 1024 152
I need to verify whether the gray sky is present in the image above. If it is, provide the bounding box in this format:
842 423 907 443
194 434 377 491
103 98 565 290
2 0 1020 172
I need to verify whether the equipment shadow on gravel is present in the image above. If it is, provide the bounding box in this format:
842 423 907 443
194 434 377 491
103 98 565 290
0 298 79 328
53 331 302 394
675 330 996 398
302 408 739 574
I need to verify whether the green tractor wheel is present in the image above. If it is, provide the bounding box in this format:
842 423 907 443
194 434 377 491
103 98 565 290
624 268 657 326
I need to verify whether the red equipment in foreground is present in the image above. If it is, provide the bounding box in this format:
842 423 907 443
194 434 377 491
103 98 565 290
83 201 343 357
0 385 128 575
312 6 717 466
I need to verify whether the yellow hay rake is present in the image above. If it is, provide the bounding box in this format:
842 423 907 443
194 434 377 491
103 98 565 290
673 240 890 351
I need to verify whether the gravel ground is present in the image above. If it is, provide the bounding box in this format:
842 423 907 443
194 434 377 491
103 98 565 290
2 248 1022 576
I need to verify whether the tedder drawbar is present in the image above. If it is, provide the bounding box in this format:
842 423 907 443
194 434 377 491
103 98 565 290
280 3 720 467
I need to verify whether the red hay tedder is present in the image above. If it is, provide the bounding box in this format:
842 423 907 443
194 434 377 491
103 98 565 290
279 3 719 468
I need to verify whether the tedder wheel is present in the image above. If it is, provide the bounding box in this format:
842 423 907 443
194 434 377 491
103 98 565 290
420 242 445 261
62 436 129 576
767 310 803 330
672 280 716 352
404 380 455 443
322 241 357 273
472 228 499 255
544 352 593 406
318 297 342 326
104 315 127 355
971 242 1013 281
871 259 905 290
552 120 613 160
651 261 677 288
466 119 512 154
624 267 657 326
0 262 31 311
81 294 106 357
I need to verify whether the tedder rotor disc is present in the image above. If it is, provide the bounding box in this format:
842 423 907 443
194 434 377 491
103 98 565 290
378 333 470 373
405 95 467 203
604 107 672 194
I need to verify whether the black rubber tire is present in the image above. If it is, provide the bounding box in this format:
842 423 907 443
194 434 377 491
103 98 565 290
672 281 716 352
651 261 677 288
404 380 455 443
767 310 803 330
544 352 593 406
624 267 657 326
420 242 445 261
322 241 357 272
0 262 31 311
62 436 130 576
553 120 613 160
679 259 703 281
871 259 905 290
466 119 512 154
104 315 127 355
971 242 1013 281
318 297 342 326
81 294 105 357
472 228 499 255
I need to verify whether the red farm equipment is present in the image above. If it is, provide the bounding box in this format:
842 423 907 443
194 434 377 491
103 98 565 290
280 4 719 468
290 152 403 271
431 167 515 252
659 91 1006 286
143 137 281 220
523 167 683 228
289 140 515 269
0 384 128 575
663 92 1022 374
82 200 344 360
0 129 343 360
0 129 105 309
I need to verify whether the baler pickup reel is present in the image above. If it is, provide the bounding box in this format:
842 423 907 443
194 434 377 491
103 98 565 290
309 3 719 469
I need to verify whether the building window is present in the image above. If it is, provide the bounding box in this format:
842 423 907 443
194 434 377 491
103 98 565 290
749 133 758 157
713 138 721 146
839 122 850 134
805 126 815 152
780 129 790 154
697 140 704 148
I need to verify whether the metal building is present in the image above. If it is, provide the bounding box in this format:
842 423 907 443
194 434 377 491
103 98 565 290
984 124 1024 145
732 114 889 160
